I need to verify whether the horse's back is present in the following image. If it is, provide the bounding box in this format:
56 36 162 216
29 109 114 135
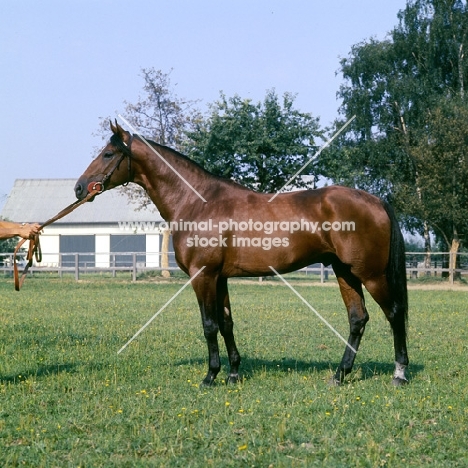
212 185 392 278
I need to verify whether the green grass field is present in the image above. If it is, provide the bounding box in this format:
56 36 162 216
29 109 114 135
1 275 467 467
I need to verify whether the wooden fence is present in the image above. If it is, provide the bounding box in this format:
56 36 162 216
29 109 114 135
1 251 467 284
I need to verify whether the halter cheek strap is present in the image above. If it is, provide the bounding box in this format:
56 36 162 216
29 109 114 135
99 134 134 191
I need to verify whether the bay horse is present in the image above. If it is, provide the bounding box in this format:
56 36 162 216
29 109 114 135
75 121 409 386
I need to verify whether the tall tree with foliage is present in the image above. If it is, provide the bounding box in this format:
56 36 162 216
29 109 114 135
185 90 322 193
319 0 468 279
124 68 201 150
407 98 468 278
0 236 17 256
96 68 201 210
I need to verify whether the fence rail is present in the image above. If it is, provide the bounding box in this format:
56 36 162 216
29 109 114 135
1 251 467 284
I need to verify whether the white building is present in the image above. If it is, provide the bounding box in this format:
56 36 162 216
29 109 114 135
1 179 170 268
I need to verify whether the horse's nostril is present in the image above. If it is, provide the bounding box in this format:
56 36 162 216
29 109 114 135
75 183 83 198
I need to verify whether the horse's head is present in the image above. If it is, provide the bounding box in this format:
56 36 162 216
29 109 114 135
75 121 134 200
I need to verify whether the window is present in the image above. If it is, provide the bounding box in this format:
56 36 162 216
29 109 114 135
60 235 95 267
110 235 145 266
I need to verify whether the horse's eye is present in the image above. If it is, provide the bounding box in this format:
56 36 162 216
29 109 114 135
103 151 114 159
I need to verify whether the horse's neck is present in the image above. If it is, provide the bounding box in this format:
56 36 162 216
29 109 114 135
132 144 211 221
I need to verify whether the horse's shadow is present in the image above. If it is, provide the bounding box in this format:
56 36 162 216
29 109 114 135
1 357 425 386
175 356 425 383
357 360 424 380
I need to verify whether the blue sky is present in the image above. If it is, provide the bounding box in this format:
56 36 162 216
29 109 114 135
0 0 408 208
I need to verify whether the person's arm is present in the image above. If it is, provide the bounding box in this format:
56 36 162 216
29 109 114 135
0 221 41 240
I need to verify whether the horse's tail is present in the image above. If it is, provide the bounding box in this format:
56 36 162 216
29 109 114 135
381 201 408 331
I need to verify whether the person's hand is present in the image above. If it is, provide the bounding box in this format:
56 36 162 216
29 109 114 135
19 223 42 239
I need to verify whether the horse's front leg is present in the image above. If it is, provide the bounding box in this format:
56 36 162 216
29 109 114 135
192 273 221 386
217 277 241 384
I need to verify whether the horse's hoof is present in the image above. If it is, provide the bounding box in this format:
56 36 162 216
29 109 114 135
200 376 216 388
392 377 408 386
225 374 241 385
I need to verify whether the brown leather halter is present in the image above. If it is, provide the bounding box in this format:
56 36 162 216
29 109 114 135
13 136 133 290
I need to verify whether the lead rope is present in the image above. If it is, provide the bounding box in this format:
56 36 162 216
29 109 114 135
14 133 133 291
13 183 103 291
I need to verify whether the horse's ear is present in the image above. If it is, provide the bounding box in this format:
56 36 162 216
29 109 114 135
110 119 126 140
110 119 118 134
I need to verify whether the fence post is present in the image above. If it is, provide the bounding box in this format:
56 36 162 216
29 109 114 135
161 228 170 278
449 251 455 285
7 254 13 277
132 253 137 282
75 253 79 281
320 263 324 283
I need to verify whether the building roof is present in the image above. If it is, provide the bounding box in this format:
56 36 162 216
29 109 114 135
0 179 163 224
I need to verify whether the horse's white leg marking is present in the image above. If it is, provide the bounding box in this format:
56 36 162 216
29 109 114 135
393 361 408 381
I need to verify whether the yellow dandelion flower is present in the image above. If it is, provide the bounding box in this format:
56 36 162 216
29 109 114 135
238 444 248 451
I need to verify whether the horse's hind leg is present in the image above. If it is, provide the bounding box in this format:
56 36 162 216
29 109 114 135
364 277 409 385
332 262 369 385
217 277 241 384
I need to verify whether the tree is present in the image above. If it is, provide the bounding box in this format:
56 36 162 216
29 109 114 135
124 68 201 150
319 0 468 280
185 90 323 193
96 68 202 210
407 98 468 280
0 236 18 256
